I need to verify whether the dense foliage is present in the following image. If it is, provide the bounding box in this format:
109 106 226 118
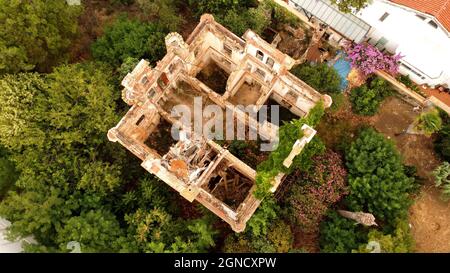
319 210 368 253
254 102 326 199
291 63 342 94
286 151 348 232
137 0 182 31
353 219 414 253
0 63 216 252
330 0 370 13
0 0 81 74
345 42 402 76
416 109 443 136
223 220 294 253
91 16 167 67
434 162 450 201
345 128 415 223
350 77 392 116
0 147 18 199
434 111 450 161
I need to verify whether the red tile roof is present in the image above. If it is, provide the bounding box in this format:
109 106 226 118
390 0 450 32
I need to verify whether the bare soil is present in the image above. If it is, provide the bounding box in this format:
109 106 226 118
316 95 450 252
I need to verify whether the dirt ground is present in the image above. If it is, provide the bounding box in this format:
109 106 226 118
366 97 449 253
316 95 450 252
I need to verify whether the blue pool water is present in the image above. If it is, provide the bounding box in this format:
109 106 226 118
332 53 352 91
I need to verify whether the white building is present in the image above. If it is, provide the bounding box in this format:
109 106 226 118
287 0 450 88
355 0 450 88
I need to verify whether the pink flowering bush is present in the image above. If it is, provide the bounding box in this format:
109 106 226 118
344 42 403 76
286 151 348 232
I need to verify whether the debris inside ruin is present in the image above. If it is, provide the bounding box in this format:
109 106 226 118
108 14 332 232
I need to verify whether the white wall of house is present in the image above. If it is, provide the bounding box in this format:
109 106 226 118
355 0 450 88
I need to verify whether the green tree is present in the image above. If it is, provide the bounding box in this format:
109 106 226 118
91 16 167 67
125 208 216 252
345 128 415 223
246 197 279 236
434 112 450 161
0 147 18 199
56 210 125 253
219 6 270 36
330 0 370 13
223 220 293 253
188 0 257 16
353 219 414 253
433 162 450 201
0 0 81 74
137 0 183 31
0 63 119 151
350 77 392 116
291 63 342 94
0 63 125 250
319 210 368 253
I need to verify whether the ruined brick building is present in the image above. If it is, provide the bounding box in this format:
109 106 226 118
107 14 332 232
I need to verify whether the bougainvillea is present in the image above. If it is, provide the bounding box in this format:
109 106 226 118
344 42 403 76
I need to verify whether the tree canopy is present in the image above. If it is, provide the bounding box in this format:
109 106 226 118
330 0 371 13
291 63 342 94
345 128 415 223
0 0 81 74
91 16 167 67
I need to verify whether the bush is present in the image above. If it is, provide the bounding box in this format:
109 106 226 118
434 162 450 201
286 151 348 232
219 7 270 36
0 0 82 74
319 210 368 253
254 102 326 198
416 109 443 136
91 16 167 67
188 0 257 17
223 220 293 253
291 63 342 94
353 219 414 253
350 77 392 116
344 42 402 76
0 147 18 199
345 128 415 223
434 111 450 161
398 75 420 93
137 0 183 31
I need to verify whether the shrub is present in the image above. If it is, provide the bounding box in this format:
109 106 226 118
319 210 368 253
344 42 402 76
291 63 342 94
91 16 167 67
0 148 18 199
350 77 392 116
353 219 414 253
224 220 293 253
345 128 415 223
398 75 420 93
434 111 450 161
137 0 182 31
434 162 450 201
254 102 326 198
416 109 443 136
286 151 348 232
0 0 82 74
219 7 270 36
